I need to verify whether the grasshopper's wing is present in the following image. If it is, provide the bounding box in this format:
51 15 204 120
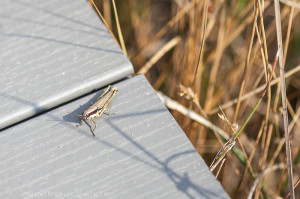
95 85 112 101
92 86 117 111
103 88 118 109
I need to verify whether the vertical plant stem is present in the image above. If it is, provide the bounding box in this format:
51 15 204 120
233 1 258 123
103 0 112 28
91 0 119 45
112 0 128 56
138 37 181 74
247 164 286 199
283 0 296 65
192 0 208 88
132 0 198 59
204 6 226 111
273 1 295 198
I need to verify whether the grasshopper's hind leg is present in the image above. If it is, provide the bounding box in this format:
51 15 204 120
91 118 97 137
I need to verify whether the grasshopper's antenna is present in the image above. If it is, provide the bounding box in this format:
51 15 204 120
67 112 83 117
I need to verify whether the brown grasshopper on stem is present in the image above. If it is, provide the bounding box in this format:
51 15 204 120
77 85 118 136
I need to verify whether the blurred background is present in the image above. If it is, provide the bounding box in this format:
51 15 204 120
92 0 300 198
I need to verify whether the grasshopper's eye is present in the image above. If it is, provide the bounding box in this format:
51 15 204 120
86 110 98 117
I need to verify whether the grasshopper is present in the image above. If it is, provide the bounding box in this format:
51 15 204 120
77 85 118 136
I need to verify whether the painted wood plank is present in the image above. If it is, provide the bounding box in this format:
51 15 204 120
0 0 134 129
0 75 229 199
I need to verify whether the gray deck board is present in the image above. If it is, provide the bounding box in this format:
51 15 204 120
0 0 133 129
0 75 229 199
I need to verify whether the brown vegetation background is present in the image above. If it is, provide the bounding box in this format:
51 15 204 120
93 0 300 198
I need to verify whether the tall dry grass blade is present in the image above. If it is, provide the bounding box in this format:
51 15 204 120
103 0 112 28
204 5 226 111
234 122 265 198
210 51 279 172
268 106 300 167
178 84 207 118
285 180 300 199
215 158 226 178
112 0 127 56
257 0 269 68
158 92 248 170
274 1 295 198
157 92 229 140
205 3 224 38
192 0 208 88
247 164 286 199
132 0 199 60
208 64 300 114
236 137 255 176
280 0 300 8
253 20 272 165
233 1 258 123
90 0 119 45
209 137 236 172
256 1 272 157
157 92 249 169
262 125 273 164
138 37 181 74
283 0 296 65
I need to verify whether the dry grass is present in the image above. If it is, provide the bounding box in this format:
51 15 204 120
93 0 300 198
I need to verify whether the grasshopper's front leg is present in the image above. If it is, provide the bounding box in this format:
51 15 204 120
91 118 96 137
76 116 84 127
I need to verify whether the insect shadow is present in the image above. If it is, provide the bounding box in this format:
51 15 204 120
63 91 105 133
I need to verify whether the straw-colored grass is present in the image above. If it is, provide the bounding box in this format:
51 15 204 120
93 0 300 198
